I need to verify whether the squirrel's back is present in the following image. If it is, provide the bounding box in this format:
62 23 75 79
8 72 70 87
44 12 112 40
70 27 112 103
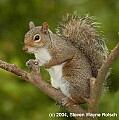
56 12 108 77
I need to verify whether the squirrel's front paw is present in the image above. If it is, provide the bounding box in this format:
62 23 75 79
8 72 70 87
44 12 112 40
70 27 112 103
26 59 39 69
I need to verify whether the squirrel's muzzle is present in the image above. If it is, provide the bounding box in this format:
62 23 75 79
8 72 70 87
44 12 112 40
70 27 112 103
22 45 28 52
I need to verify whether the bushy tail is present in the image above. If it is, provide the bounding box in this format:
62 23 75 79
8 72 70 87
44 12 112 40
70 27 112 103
56 12 108 77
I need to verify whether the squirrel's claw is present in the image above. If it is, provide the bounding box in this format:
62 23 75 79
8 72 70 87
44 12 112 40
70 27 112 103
55 102 64 108
59 97 75 108
55 98 70 108
55 102 66 108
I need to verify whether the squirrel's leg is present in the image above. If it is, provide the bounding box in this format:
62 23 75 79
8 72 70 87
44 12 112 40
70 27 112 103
61 67 86 106
44 58 59 68
59 76 77 107
44 57 68 69
44 52 75 69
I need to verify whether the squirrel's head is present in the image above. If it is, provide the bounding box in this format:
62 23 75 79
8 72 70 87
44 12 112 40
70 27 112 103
23 21 51 53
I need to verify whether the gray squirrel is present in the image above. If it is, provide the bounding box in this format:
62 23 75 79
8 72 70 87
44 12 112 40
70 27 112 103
23 12 108 106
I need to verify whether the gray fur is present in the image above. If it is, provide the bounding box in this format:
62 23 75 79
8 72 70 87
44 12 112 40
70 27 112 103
56 12 108 77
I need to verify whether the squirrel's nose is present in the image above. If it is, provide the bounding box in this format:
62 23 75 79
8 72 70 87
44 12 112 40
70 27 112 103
22 45 28 51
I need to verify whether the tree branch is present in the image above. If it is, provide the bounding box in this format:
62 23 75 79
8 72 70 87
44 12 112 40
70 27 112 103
0 60 30 80
87 43 119 119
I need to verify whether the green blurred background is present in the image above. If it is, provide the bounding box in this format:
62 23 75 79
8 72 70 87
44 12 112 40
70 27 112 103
0 0 119 120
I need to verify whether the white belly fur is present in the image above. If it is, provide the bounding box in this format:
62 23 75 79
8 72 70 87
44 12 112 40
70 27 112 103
47 64 71 98
34 47 70 97
47 64 63 89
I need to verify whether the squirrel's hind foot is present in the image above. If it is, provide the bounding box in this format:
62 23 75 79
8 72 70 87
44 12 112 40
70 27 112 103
55 97 75 108
56 97 86 108
59 97 76 108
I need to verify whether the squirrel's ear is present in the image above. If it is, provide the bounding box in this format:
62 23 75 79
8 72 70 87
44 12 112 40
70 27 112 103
29 21 35 29
41 22 49 34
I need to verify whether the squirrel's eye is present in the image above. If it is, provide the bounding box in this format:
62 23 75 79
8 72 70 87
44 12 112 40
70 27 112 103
34 34 41 42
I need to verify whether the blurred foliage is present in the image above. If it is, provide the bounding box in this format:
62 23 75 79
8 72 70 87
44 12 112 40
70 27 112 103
0 0 119 120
